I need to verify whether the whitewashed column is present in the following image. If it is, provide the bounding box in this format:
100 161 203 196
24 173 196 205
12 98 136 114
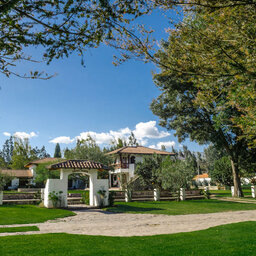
180 188 186 201
154 188 160 201
231 186 235 197
89 169 99 206
251 186 256 198
125 189 132 202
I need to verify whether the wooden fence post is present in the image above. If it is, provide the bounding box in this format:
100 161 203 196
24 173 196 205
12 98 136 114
154 188 160 201
125 189 132 202
180 188 186 201
251 186 256 198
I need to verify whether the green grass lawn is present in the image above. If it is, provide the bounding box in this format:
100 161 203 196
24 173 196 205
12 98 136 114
105 199 256 215
0 205 75 225
210 189 252 197
68 190 88 194
0 221 256 256
0 226 39 233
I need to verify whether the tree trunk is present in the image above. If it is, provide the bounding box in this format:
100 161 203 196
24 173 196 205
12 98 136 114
230 159 243 197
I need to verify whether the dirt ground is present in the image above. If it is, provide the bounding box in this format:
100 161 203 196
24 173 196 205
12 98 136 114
1 208 256 237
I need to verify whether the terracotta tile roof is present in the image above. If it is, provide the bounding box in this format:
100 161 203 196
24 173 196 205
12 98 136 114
0 169 33 178
193 173 210 180
48 160 109 171
24 158 62 168
106 146 176 156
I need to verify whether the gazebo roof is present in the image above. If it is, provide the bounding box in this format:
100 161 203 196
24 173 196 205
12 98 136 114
48 160 109 171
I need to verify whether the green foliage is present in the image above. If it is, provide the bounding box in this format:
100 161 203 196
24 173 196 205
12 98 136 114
81 191 90 205
128 132 139 146
0 1 153 79
9 138 50 170
108 191 115 207
0 136 14 166
135 154 163 189
48 191 63 208
202 189 211 199
10 138 36 169
204 144 227 172
150 22 256 196
54 143 61 158
157 158 194 193
34 161 60 187
0 172 11 191
64 135 111 179
210 156 233 186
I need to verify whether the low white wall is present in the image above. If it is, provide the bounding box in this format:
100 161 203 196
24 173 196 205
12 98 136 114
44 179 67 208
95 179 109 206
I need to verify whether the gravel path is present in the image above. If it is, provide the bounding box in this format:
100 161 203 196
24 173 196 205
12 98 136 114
1 209 256 237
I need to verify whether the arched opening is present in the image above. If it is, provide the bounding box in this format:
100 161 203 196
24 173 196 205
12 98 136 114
44 160 109 208
130 156 136 164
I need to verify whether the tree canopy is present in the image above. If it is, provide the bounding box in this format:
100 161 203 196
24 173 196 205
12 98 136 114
150 30 256 196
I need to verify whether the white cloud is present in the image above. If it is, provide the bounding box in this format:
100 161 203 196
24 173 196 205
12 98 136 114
76 131 114 145
109 128 131 140
133 121 170 139
3 132 11 137
49 120 171 147
149 141 176 150
49 136 75 144
13 131 38 140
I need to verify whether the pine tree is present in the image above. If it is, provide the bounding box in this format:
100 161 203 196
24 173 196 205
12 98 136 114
54 143 61 158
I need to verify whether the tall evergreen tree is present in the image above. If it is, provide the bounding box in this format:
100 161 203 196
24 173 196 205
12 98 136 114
2 136 14 165
54 143 62 158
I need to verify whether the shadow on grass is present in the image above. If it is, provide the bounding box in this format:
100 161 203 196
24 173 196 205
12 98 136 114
106 204 164 213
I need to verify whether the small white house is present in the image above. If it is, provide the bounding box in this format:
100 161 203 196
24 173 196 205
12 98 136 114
0 169 34 189
24 157 60 185
193 173 211 186
107 146 175 187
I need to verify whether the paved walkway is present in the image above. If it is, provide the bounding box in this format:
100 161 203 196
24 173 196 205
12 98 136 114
1 208 256 237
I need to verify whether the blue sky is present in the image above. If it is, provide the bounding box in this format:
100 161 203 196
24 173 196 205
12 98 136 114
0 9 206 156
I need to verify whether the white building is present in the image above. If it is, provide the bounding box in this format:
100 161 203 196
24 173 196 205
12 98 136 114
193 173 211 186
0 169 34 189
107 146 175 187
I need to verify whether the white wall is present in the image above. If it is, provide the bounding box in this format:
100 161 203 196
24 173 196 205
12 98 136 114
44 169 109 208
9 178 19 189
44 179 68 208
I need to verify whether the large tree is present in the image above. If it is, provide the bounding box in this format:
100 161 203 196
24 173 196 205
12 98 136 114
54 143 61 158
150 31 256 196
3 1 254 78
135 154 163 189
157 157 194 199
0 0 156 78
10 138 37 169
